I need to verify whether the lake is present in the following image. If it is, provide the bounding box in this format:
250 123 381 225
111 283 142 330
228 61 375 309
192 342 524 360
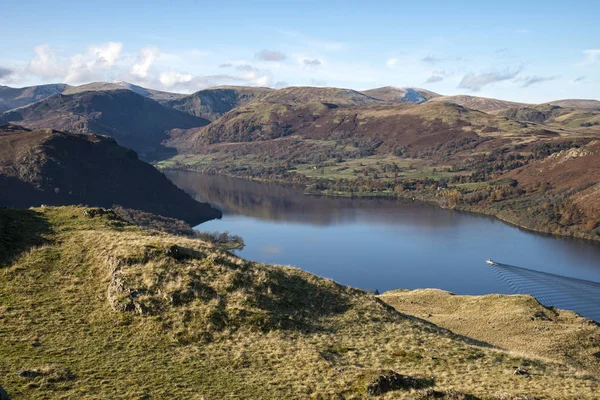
166 170 600 321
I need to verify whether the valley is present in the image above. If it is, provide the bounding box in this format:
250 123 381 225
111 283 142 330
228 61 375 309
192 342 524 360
2 80 600 399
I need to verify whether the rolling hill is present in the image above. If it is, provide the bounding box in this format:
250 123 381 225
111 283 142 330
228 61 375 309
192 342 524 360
0 124 221 224
427 95 527 112
546 99 600 109
0 89 209 160
0 205 598 399
62 81 184 102
165 86 273 121
0 83 71 113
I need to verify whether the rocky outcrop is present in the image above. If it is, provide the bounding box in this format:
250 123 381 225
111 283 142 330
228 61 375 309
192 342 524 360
366 370 434 395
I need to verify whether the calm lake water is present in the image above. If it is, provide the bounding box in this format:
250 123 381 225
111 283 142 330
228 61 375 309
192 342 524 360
166 171 600 320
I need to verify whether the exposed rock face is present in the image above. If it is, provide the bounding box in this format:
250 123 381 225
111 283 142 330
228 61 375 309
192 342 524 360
0 125 221 225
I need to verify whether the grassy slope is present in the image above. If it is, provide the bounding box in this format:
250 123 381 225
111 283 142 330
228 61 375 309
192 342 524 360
1 206 599 399
380 289 600 375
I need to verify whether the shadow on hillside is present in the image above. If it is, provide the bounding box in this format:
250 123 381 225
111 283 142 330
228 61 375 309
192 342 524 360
251 269 353 332
0 208 52 267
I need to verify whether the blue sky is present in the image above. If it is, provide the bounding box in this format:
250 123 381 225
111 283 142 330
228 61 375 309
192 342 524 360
1 0 598 102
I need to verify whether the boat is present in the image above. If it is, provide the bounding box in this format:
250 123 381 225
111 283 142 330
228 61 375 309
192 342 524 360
486 259 496 265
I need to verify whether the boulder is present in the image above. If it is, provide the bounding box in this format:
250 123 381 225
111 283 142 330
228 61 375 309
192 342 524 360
366 370 433 395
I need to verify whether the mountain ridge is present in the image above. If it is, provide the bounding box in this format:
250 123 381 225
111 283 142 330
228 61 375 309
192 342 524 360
0 124 221 224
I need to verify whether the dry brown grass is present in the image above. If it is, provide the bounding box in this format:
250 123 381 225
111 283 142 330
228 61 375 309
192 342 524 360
379 289 600 375
1 206 599 399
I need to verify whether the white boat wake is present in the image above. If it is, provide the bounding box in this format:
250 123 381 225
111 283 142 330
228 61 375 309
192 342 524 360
488 262 600 322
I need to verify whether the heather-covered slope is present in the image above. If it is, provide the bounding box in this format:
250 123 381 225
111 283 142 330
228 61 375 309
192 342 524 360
0 125 220 224
427 95 527 112
0 89 209 160
0 206 598 399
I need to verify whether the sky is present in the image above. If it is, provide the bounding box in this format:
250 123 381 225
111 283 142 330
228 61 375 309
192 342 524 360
0 0 598 103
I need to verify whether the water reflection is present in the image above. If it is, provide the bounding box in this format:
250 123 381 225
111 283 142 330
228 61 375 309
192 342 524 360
166 170 479 228
166 170 600 320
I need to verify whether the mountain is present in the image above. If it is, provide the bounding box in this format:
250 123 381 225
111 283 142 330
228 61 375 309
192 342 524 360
168 93 529 156
506 139 600 228
0 205 598 398
0 124 221 224
63 81 184 102
546 99 600 109
0 89 209 160
260 86 384 105
165 86 273 121
0 83 71 113
427 94 527 112
361 86 441 104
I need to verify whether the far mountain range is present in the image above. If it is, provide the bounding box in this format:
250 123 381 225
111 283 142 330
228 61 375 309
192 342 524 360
1 81 600 240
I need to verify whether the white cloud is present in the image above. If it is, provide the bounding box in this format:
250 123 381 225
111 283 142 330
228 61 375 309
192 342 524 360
458 67 522 91
256 50 286 62
424 75 443 84
64 42 123 83
580 50 600 66
519 75 557 87
130 46 159 78
386 58 399 68
27 44 64 78
302 58 321 67
0 66 13 80
159 71 193 88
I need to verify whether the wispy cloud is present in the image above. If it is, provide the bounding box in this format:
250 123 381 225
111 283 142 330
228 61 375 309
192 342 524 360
302 58 321 67
27 44 64 78
218 63 232 68
385 58 399 68
235 64 255 72
458 66 522 91
256 50 286 62
273 81 288 89
519 75 557 87
129 46 159 79
421 55 463 64
0 66 13 80
580 49 600 66
424 75 444 84
64 42 123 83
574 76 585 82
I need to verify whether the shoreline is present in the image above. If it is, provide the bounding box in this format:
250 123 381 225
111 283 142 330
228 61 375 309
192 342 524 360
159 165 600 245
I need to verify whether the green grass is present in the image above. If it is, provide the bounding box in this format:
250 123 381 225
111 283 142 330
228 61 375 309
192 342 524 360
2 207 599 399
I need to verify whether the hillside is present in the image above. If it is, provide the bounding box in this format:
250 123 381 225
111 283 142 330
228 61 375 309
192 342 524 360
167 97 535 159
0 125 221 224
0 90 209 160
361 86 441 103
63 81 184 102
0 206 599 399
166 86 273 121
427 95 527 112
547 99 600 109
380 289 600 375
0 84 71 113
